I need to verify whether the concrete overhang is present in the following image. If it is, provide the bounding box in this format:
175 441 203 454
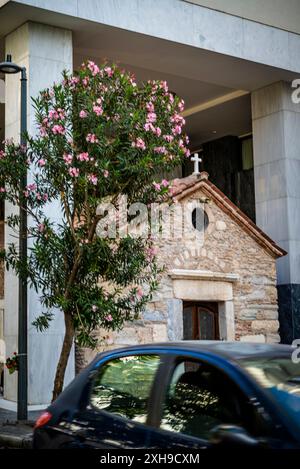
0 0 299 85
0 0 299 145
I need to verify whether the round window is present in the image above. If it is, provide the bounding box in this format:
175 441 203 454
192 207 209 232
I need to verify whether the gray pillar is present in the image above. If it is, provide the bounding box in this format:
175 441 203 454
4 22 74 405
252 81 300 343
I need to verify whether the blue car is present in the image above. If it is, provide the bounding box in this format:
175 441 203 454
33 341 300 449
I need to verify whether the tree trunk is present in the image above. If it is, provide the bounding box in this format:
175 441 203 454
52 312 75 402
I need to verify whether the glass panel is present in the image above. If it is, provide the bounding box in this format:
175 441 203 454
241 357 300 427
183 306 194 340
192 208 209 232
161 360 243 440
242 137 253 170
90 355 160 423
198 309 214 340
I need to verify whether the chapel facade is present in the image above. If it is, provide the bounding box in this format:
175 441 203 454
79 172 286 368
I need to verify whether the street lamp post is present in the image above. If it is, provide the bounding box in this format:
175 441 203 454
0 54 28 421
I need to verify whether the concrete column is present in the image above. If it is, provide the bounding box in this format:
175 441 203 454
167 299 183 341
218 300 235 341
4 22 74 405
252 81 300 343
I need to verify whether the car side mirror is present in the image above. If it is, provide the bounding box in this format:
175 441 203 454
209 424 260 447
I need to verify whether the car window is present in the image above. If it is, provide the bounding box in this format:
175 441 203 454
90 354 160 423
160 359 256 440
240 357 300 427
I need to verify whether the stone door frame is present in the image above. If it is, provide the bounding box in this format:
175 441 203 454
168 269 239 341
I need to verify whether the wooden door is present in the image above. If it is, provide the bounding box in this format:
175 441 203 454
183 302 219 340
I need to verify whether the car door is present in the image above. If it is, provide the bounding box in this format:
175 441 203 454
147 353 277 449
70 352 162 448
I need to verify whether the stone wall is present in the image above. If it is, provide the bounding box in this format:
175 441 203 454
78 186 280 371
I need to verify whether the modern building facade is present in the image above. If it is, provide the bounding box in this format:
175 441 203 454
0 0 300 406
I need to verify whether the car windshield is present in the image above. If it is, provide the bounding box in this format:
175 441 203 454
240 356 300 424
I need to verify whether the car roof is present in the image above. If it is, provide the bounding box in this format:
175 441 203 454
103 341 295 363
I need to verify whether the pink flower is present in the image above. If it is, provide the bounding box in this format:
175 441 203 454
161 179 169 187
146 246 157 261
77 152 89 162
79 110 88 118
93 105 103 116
38 223 45 233
105 314 113 322
104 66 113 77
69 76 79 87
87 61 100 76
146 112 157 123
0 150 5 159
92 305 98 312
155 127 161 137
27 183 37 192
69 167 79 177
57 108 65 119
153 182 161 191
38 159 46 167
154 146 167 154
0 187 5 193
136 287 144 299
39 127 47 137
103 170 109 178
23 190 29 198
52 124 65 135
43 194 48 201
163 134 174 142
160 80 168 92
172 125 182 135
48 109 59 120
86 133 99 143
178 99 185 112
88 174 98 185
63 153 73 165
82 77 89 87
132 138 146 150
146 102 155 113
171 113 185 126
144 122 155 133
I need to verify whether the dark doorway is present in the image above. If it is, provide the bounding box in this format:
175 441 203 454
183 302 219 340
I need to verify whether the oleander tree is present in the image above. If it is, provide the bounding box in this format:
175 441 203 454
0 61 190 401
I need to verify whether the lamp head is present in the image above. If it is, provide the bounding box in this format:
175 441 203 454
0 54 22 74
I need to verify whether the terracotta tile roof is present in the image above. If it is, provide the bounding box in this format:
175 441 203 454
171 172 287 259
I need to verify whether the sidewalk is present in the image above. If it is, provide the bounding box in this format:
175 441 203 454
0 407 43 449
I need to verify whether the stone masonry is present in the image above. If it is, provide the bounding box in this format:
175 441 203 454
78 172 286 370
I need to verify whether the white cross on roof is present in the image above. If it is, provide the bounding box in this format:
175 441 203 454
191 153 202 175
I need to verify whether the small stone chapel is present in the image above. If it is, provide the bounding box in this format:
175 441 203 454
80 169 286 367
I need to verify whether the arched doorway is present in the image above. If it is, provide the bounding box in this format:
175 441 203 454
183 301 219 340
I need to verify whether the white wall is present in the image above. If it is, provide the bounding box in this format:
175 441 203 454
4 21 74 405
